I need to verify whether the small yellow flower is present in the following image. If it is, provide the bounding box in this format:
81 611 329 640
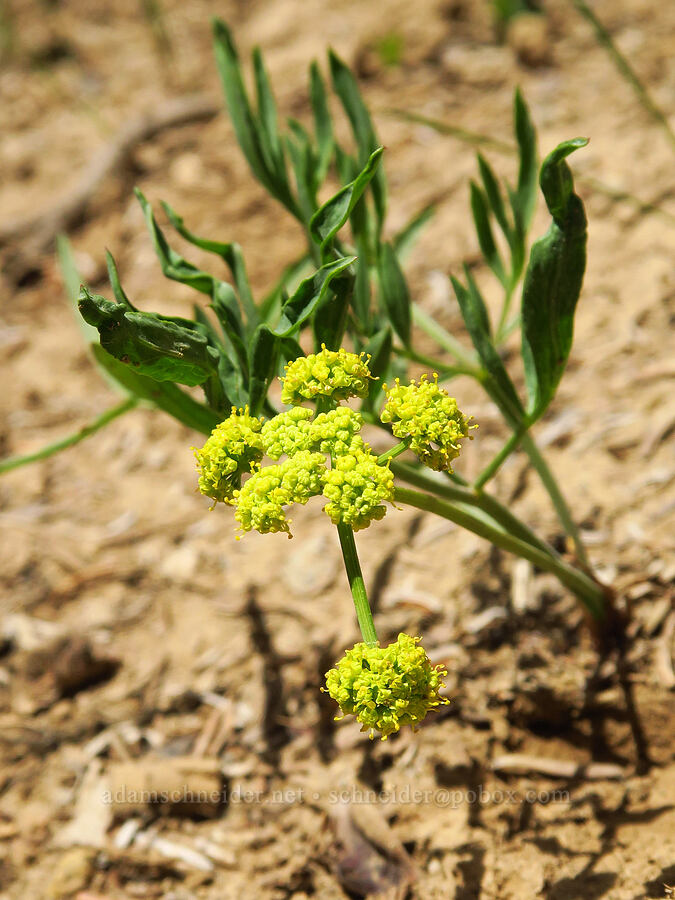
381 374 471 472
324 633 450 739
281 345 372 406
193 407 265 504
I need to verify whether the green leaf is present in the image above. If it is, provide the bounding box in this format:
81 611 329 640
56 234 84 305
392 202 435 261
212 19 299 219
285 122 317 221
136 189 222 295
105 251 136 311
90 344 221 434
280 336 305 364
212 20 267 181
505 183 526 283
309 61 333 188
328 49 387 233
335 143 358 184
56 234 100 345
258 253 312 324
248 324 280 415
210 281 249 377
463 267 493 339
513 87 538 231
193 303 224 350
312 271 352 350
79 287 219 386
309 146 383 249
451 272 524 426
274 256 356 337
161 201 257 327
378 242 411 347
477 154 510 241
216 350 247 410
352 246 371 332
521 138 588 420
470 181 507 287
252 46 284 179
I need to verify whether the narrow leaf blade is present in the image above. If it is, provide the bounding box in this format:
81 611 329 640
477 154 510 241
161 201 257 327
248 324 280 415
378 242 411 347
328 49 387 232
310 61 333 188
451 274 524 425
470 181 507 286
514 87 538 230
274 256 356 337
392 203 435 262
309 147 383 248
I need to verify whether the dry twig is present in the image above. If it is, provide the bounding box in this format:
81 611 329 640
0 93 219 272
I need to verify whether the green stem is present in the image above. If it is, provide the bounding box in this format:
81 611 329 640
376 439 410 466
392 460 554 558
411 303 478 370
393 345 476 380
473 427 526 490
495 283 515 345
572 0 675 155
0 397 138 475
478 379 589 567
393 485 605 619
520 433 591 568
336 522 378 645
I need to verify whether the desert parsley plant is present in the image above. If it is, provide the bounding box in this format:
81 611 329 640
2 19 618 733
193 345 467 737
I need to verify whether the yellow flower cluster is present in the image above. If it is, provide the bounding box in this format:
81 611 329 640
310 407 364 455
193 407 264 504
194 352 470 536
261 407 314 459
281 346 371 406
261 406 364 459
324 633 450 739
234 451 326 536
322 442 394 532
194 355 393 536
381 374 471 472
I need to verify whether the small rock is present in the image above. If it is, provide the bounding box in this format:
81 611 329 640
47 847 95 899
506 13 552 68
159 544 199 583
464 606 508 636
169 153 205 187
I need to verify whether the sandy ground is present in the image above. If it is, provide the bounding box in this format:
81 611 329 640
0 0 674 897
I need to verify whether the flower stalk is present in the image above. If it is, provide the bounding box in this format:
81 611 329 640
393 484 605 620
336 522 378 646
